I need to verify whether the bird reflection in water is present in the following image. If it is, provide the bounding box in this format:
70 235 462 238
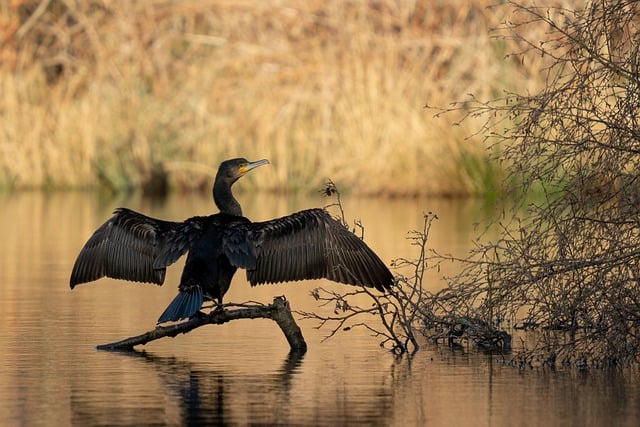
71 348 396 426
69 349 306 426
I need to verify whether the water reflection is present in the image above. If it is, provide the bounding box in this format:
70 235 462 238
1 192 639 427
70 349 307 426
67 344 398 427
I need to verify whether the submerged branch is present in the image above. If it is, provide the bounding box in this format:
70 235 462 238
97 296 307 352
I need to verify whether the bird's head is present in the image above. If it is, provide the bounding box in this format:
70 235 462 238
218 158 270 184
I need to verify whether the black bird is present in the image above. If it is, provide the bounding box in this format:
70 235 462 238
70 158 394 323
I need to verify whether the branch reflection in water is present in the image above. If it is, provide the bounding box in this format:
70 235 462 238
69 348 396 426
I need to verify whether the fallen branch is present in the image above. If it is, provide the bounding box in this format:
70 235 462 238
96 296 307 351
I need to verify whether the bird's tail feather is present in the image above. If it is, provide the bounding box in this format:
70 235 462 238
157 287 204 324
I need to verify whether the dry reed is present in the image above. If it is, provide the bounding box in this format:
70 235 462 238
1 0 547 196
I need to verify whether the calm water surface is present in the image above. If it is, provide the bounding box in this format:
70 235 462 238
1 192 638 426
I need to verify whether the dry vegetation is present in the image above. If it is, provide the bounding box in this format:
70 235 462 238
305 0 640 369
439 0 640 367
1 0 546 195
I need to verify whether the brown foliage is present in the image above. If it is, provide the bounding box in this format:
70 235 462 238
2 0 542 195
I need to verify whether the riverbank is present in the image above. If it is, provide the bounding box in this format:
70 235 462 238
1 1 547 196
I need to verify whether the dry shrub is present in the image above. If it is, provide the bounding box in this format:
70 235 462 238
429 0 640 367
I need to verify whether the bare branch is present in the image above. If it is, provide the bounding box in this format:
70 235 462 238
97 297 307 352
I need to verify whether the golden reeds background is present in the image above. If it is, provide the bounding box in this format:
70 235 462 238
1 0 547 196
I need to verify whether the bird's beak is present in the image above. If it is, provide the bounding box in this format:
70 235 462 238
241 159 270 174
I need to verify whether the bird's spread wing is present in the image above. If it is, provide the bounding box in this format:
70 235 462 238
70 208 199 288
243 208 393 291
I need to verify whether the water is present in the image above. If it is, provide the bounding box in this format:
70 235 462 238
1 191 639 426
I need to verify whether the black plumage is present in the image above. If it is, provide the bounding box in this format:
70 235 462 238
70 158 394 323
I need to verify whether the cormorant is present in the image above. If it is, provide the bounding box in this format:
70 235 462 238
70 158 394 323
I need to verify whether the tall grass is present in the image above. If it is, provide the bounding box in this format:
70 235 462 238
1 0 547 196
